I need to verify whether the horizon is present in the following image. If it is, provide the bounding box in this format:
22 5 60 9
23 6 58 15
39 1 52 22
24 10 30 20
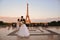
0 0 60 19
0 16 60 19
0 17 60 23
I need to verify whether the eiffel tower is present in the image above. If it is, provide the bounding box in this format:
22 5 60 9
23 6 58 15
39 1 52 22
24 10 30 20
26 0 31 24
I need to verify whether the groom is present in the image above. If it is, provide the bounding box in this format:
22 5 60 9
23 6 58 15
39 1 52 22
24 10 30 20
20 16 26 24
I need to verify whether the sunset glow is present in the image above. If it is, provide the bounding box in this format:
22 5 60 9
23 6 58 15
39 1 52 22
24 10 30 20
0 0 60 19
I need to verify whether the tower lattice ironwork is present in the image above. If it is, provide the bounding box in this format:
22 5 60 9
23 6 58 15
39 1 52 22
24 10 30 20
26 1 31 24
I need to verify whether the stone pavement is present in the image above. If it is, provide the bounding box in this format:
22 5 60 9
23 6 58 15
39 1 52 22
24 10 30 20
0 27 60 40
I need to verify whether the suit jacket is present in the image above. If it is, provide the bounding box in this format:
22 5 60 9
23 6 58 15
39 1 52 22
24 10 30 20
20 18 26 24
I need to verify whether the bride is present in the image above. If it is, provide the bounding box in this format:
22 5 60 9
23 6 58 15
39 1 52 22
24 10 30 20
16 19 30 37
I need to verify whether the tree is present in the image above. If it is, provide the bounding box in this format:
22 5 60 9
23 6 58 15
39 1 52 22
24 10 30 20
0 21 4 25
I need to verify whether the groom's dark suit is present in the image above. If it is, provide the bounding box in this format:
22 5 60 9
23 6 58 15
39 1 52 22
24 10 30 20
20 16 26 24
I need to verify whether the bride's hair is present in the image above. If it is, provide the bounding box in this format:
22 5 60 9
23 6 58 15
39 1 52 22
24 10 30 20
17 19 20 21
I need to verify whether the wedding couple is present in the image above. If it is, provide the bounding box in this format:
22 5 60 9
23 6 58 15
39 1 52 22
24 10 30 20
16 16 30 37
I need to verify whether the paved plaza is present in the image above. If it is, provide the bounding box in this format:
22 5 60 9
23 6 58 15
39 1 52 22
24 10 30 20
0 26 60 40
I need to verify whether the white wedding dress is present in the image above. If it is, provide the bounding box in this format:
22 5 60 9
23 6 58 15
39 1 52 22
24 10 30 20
16 24 30 37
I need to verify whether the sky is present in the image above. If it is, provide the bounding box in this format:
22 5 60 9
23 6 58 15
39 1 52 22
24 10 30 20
0 0 60 19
